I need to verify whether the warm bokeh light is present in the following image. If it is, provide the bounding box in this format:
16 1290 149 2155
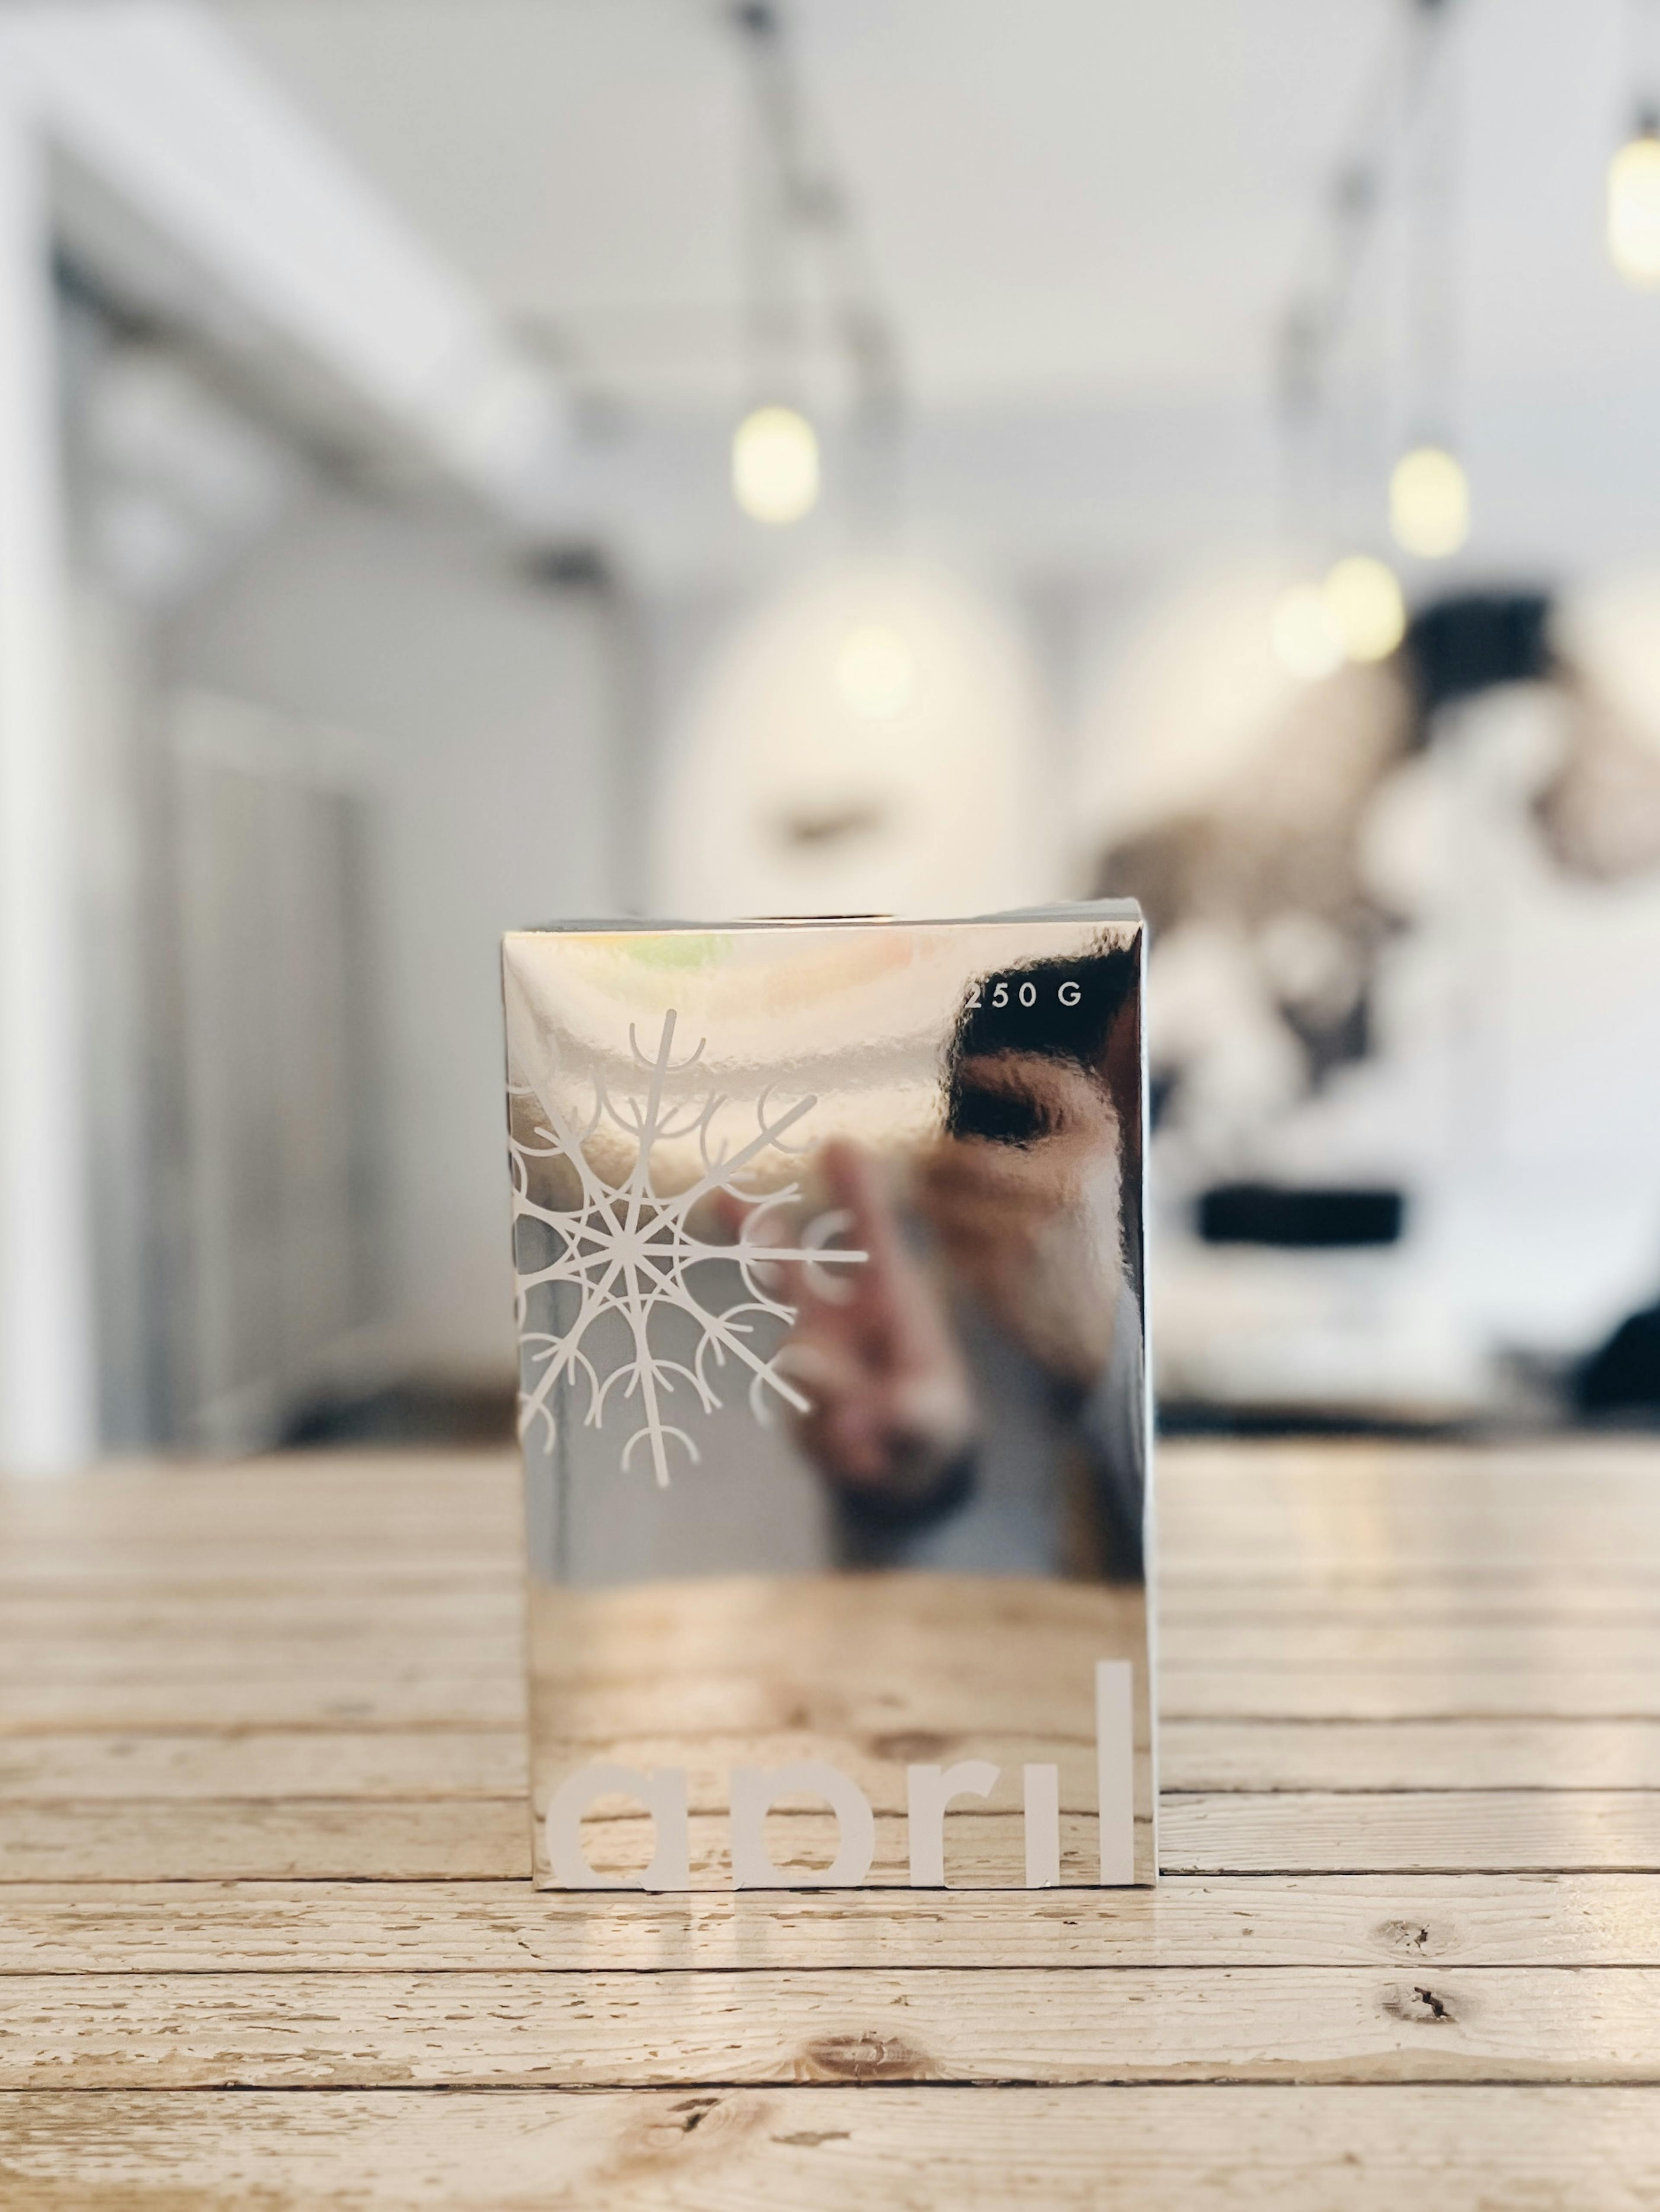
1390 445 1469 559
731 404 820 523
834 623 918 718
1270 581 1345 680
1609 131 1660 286
654 559 1053 917
1322 554 1406 661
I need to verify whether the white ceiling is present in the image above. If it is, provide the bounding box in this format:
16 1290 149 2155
212 0 1398 409
209 0 1660 583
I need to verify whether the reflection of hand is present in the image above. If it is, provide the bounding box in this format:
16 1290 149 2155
920 1052 1123 1388
776 1140 977 1505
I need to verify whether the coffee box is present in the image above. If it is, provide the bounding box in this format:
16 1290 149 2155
503 906 1154 1889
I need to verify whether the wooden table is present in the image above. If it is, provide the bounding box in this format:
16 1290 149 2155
5 1439 1660 2206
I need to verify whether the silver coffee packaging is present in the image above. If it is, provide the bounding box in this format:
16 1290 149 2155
502 904 1154 1890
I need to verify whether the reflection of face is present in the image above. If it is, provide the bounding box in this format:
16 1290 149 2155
922 1051 1124 1387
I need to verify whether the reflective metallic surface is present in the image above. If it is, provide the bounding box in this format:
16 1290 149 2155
504 907 1153 1887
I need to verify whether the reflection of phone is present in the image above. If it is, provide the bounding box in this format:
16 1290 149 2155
948 1074 1054 1147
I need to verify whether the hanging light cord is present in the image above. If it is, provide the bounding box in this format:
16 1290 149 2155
728 1 903 442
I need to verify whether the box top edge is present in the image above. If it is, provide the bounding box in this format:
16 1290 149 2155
504 900 1144 942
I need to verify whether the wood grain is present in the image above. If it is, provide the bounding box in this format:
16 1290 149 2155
7 1965 1660 2088
1160 1670 1660 1719
6 2086 1660 2211
1162 1717 1660 1791
15 1664 1660 1731
0 1675 527 1733
0 1729 526 1800
4 1874 1659 1971
8 1715 1660 1799
11 1615 1660 1691
7 1437 1660 2205
8 1790 1660 1883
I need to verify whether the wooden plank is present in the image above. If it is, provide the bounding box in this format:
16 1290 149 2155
0 1801 1156 1886
9 1621 1660 1706
1162 1672 1660 1720
35 1562 1525 1611
1166 1528 1660 1579
5 1436 1652 1557
1156 1436 1660 1502
1167 1621 1660 1669
6 2085 1660 2211
17 1564 1660 1615
0 1635 526 1684
6 1873 1660 1973
0 1568 520 1600
0 1548 520 1593
1163 1718 1660 1791
8 1786 1657 1883
0 1637 526 1685
0 1673 1271 1735
10 1715 1656 1801
6 1440 1658 1586
0 1587 520 1640
0 1800 530 1883
16 1577 1660 1637
0 1460 519 1563
0 1677 527 1733
13 1615 1660 1685
6 1665 1654 1744
1162 1579 1660 1618
1 1729 1108 1807
0 1437 1650 1538
1160 1791 1660 1873
0 1730 527 1800
1158 1447 1660 1581
0 1452 520 1535
7 1965 1660 2086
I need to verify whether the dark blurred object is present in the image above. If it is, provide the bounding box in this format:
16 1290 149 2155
1401 591 1553 734
282 1379 517 1448
1159 1401 1472 1438
1576 1299 1660 1417
523 541 616 592
1197 1182 1405 1248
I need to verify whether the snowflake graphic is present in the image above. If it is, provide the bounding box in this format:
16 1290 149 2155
509 1009 868 1485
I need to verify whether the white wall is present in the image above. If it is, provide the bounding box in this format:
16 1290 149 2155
161 486 619 1382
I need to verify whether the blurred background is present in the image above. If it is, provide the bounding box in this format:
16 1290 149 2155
3 0 1659 1474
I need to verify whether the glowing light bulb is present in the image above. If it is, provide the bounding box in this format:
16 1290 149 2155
835 624 918 718
731 405 820 523
1322 555 1406 662
1609 130 1660 285
1271 583 1346 681
1389 445 1468 559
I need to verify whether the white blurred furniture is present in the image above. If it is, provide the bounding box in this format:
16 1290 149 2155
171 698 380 1450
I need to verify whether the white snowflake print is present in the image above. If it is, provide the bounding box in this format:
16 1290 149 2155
509 1009 868 1485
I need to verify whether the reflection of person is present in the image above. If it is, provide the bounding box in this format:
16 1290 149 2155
781 946 1147 1579
778 1137 978 1509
